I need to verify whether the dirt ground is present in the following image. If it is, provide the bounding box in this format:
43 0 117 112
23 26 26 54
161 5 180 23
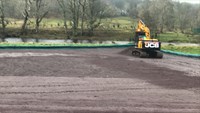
0 48 199 113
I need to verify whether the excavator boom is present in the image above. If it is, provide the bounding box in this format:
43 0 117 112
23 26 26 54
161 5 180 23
137 20 151 39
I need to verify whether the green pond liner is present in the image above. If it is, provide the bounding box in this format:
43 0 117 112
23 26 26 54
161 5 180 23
161 50 200 58
0 44 199 58
0 44 133 49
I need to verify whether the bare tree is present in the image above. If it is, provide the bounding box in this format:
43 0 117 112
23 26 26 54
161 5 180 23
111 0 126 15
176 3 193 33
127 0 140 18
0 0 6 37
79 0 87 36
86 0 107 36
34 0 48 33
57 0 68 34
21 0 32 35
68 0 80 36
158 0 175 32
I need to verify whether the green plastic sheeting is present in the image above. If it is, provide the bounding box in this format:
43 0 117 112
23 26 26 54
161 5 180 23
161 50 200 58
0 44 133 49
0 44 199 58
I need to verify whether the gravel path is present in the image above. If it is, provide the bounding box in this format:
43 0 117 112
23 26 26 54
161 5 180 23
0 49 199 113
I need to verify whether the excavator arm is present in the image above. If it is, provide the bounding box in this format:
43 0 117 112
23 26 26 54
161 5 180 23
136 20 151 39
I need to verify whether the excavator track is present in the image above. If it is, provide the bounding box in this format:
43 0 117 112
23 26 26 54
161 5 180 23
154 51 163 58
132 48 163 58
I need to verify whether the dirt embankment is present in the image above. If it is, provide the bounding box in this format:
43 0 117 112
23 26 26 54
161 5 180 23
0 49 199 113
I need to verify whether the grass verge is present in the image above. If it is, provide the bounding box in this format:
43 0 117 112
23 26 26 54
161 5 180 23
158 32 200 43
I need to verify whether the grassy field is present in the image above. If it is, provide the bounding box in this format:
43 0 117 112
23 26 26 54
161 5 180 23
158 32 200 43
2 17 200 43
4 17 134 41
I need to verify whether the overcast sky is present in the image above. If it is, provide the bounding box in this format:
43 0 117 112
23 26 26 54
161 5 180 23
177 0 200 4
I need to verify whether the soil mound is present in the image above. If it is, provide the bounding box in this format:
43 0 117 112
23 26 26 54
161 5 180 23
119 47 134 56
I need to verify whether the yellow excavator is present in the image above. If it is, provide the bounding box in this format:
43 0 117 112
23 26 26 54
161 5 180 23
132 20 163 58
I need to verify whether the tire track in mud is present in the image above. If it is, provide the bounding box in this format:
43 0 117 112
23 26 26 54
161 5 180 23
90 56 200 89
0 106 199 113
120 47 200 77
0 81 160 95
0 102 199 113
0 77 199 113
0 88 162 95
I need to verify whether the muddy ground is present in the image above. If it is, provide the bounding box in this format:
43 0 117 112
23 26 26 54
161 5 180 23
0 48 199 113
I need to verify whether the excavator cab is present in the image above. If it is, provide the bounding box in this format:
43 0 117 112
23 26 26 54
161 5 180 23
135 31 161 50
135 32 146 42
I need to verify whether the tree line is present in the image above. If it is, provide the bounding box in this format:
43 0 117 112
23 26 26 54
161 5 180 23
0 0 109 38
0 0 200 38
